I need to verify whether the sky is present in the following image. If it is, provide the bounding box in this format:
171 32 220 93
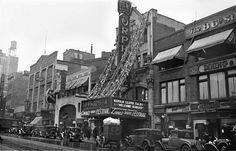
0 0 235 72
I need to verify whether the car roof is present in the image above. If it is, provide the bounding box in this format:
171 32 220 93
171 129 193 132
134 128 161 131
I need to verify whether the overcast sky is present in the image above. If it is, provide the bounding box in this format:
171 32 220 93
0 0 235 71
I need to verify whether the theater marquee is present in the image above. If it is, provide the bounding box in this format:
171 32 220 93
81 97 148 119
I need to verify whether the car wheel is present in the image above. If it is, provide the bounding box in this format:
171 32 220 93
218 144 228 151
181 144 191 151
154 142 164 151
142 141 150 151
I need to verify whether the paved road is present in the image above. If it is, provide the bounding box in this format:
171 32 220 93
1 135 90 151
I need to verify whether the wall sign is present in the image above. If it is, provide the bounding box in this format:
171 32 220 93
166 105 190 113
190 57 236 75
81 97 148 119
190 101 219 113
185 7 236 38
117 0 131 62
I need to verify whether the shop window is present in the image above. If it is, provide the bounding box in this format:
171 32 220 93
161 79 185 104
228 69 236 97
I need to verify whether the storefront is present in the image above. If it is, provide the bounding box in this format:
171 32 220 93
81 97 149 138
186 5 236 139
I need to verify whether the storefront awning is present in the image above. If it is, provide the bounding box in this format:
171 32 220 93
30 116 42 125
71 75 89 89
151 45 183 65
187 28 233 53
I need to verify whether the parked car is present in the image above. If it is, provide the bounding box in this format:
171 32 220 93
124 128 162 151
42 125 57 139
213 127 236 151
67 127 83 142
162 129 204 151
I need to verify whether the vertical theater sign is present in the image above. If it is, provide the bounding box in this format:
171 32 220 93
117 0 132 62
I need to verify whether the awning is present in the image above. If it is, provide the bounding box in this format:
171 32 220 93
71 75 89 89
187 28 233 53
66 80 77 90
30 116 42 125
152 45 183 64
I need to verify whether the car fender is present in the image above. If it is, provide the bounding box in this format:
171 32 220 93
180 143 191 149
143 138 151 146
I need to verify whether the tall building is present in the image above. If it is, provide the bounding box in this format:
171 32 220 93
5 71 29 118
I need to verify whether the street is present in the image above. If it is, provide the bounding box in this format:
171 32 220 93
0 134 93 151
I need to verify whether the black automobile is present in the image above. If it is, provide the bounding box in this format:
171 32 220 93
67 127 83 142
213 125 236 151
42 125 57 139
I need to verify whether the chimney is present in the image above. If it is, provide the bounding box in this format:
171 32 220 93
91 44 93 54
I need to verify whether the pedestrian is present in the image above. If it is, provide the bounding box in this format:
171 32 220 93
93 126 98 139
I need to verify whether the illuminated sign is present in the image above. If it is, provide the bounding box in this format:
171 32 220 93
117 0 132 61
81 97 148 119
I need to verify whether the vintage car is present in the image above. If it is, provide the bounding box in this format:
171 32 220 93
162 129 204 151
125 128 162 151
67 127 83 142
42 125 57 139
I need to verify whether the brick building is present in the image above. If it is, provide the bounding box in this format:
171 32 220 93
26 51 87 125
152 6 236 139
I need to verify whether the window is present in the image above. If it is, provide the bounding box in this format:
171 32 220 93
180 79 186 102
228 69 236 97
210 72 226 98
137 55 141 68
199 75 209 100
199 72 227 100
136 87 148 101
161 79 185 104
143 53 148 65
161 83 166 104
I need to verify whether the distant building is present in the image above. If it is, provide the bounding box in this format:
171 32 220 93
6 71 29 110
63 49 95 62
26 51 87 126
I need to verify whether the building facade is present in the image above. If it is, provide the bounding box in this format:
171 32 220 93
5 71 29 113
152 6 236 139
26 51 85 125
79 0 185 139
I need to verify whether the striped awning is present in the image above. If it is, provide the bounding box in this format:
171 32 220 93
152 45 183 65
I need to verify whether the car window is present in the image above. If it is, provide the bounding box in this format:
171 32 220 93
170 131 178 138
179 131 194 139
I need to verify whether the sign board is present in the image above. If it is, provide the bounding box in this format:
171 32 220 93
55 64 68 71
185 6 236 38
81 97 148 119
166 105 190 113
190 57 236 75
117 0 132 62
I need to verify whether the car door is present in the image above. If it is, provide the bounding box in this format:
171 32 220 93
168 131 179 148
